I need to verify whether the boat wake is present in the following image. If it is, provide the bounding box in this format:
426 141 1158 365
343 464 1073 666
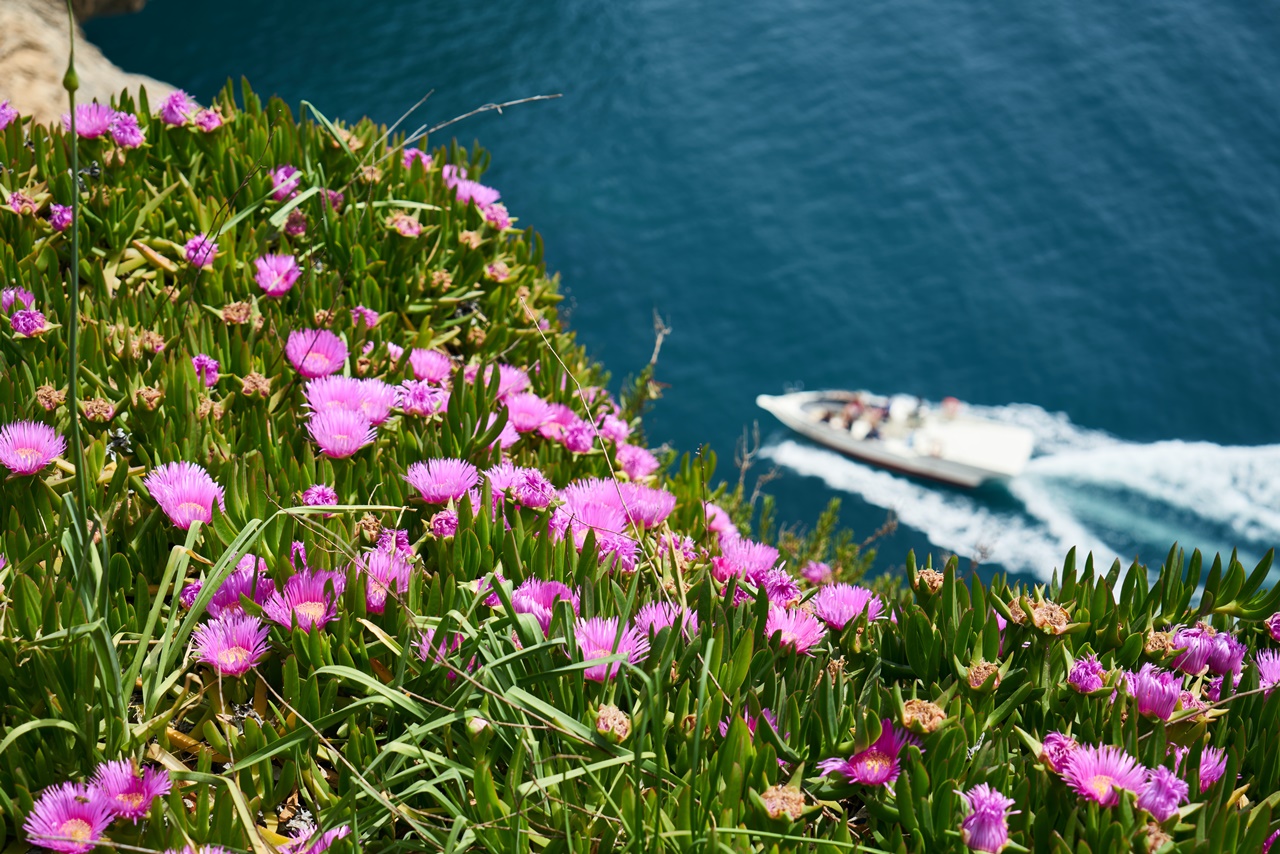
761 403 1280 581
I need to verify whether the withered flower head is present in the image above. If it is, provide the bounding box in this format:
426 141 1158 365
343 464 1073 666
760 784 806 821
968 661 1001 690
313 309 334 326
359 164 382 184
241 372 271 397
135 386 164 410
36 383 66 411
84 397 115 422
356 513 382 542
458 230 482 249
1030 600 1070 634
431 269 453 290
1145 631 1173 655
902 698 947 733
222 301 252 325
595 704 631 743
139 330 166 354
917 569 944 594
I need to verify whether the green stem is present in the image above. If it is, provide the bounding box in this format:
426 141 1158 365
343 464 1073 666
62 0 92 572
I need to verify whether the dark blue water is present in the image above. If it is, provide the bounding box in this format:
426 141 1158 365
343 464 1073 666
88 0 1280 581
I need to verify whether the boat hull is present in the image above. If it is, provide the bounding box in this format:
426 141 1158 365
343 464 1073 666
757 392 1032 488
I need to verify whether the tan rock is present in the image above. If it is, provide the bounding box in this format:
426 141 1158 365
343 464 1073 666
0 0 174 126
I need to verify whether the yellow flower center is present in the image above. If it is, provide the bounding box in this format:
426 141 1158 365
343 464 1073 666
302 353 333 373
59 819 93 841
1088 775 1115 798
216 645 251 669
178 501 207 518
296 601 327 623
116 791 145 808
16 447 41 462
861 750 891 774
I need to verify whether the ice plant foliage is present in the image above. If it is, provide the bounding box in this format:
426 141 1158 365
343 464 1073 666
6 85 1280 854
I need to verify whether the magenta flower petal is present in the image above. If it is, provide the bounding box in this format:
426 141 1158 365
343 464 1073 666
62 103 116 138
193 613 272 676
404 458 480 503
143 461 226 529
812 583 883 630
159 90 196 126
1068 653 1107 694
961 783 1017 853
1137 766 1189 822
764 606 827 654
286 329 349 378
262 569 345 633
23 782 114 853
574 616 649 681
0 420 66 475
307 409 376 459
819 719 921 788
305 375 397 425
90 759 171 822
255 253 301 296
512 578 581 634
358 549 411 613
1062 745 1147 806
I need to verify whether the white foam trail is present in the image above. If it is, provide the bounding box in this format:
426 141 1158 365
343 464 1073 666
762 402 1280 579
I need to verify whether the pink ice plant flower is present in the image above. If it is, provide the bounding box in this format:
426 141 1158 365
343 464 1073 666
409 348 455 384
7 191 36 215
416 628 465 672
286 329 348 378
305 375 397 425
193 613 272 676
812 584 884 630
599 413 631 444
359 549 412 613
486 462 556 509
91 759 171 822
0 420 66 475
634 601 698 638
159 90 196 125
1256 649 1280 695
263 569 346 632
505 392 554 433
1068 653 1107 693
185 233 217 269
255 253 301 296
403 148 432 170
205 556 276 619
11 309 47 336
765 606 827 654
705 501 738 540
712 538 779 583
574 616 650 682
1062 745 1147 807
617 443 660 479
302 483 339 508
802 560 834 585
442 164 467 186
512 578 581 634
62 102 116 138
270 164 302 200
483 203 511 230
431 508 458 537
0 100 17 130
454 179 501 207
1207 632 1247 678
1040 731 1079 774
143 461 225 529
961 784 1018 854
1123 664 1181 721
108 112 145 148
1136 765 1188 822
818 719 922 788
307 409 376 459
192 353 219 387
616 482 677 528
279 825 352 854
1 287 34 312
405 458 480 503
50 203 73 232
1197 746 1228 793
719 707 781 738
195 108 224 132
398 381 449 416
23 782 114 853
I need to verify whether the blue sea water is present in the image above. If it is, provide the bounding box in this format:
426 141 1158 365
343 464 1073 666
88 0 1280 582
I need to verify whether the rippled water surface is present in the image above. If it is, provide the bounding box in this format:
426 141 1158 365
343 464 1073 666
90 0 1280 580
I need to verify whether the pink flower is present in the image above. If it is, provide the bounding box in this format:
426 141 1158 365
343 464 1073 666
1 287 34 312
442 164 468 187
812 584 883 630
351 305 379 328
305 375 397 425
159 90 196 126
142 461 226 529
404 458 480 504
255 253 301 296
1257 649 1280 695
818 719 921 788
483 203 511 230
615 482 677 528
11 309 47 336
1123 664 1181 721
505 392 554 433
416 628 464 668
1061 745 1147 807
1040 731 1079 774
90 759 171 822
634 601 698 638
1197 746 1228 793
512 578 581 633
454 179 500 207
108 112 145 148
617 443 660 479
185 233 218 269
49 204 73 232
192 613 271 676
279 825 352 854
1068 653 1107 693
389 212 422 237
409 348 454 384
270 164 302 201
574 616 650 682
262 569 345 633
302 484 339 508
398 380 449 416
62 102 116 138
358 549 411 613
802 560 834 585
403 148 432 170
0 100 17 131
719 707 780 738
8 191 36 215
206 556 276 619
712 538 778 583
961 784 1017 853
599 414 631 444
430 508 458 538
1136 766 1188 822
705 501 738 540
191 353 219 387
23 782 113 853
284 210 307 235
307 409 376 458
194 108 224 132
286 329 348 378
765 606 827 654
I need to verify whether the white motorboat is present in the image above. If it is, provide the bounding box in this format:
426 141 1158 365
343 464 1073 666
756 390 1035 488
